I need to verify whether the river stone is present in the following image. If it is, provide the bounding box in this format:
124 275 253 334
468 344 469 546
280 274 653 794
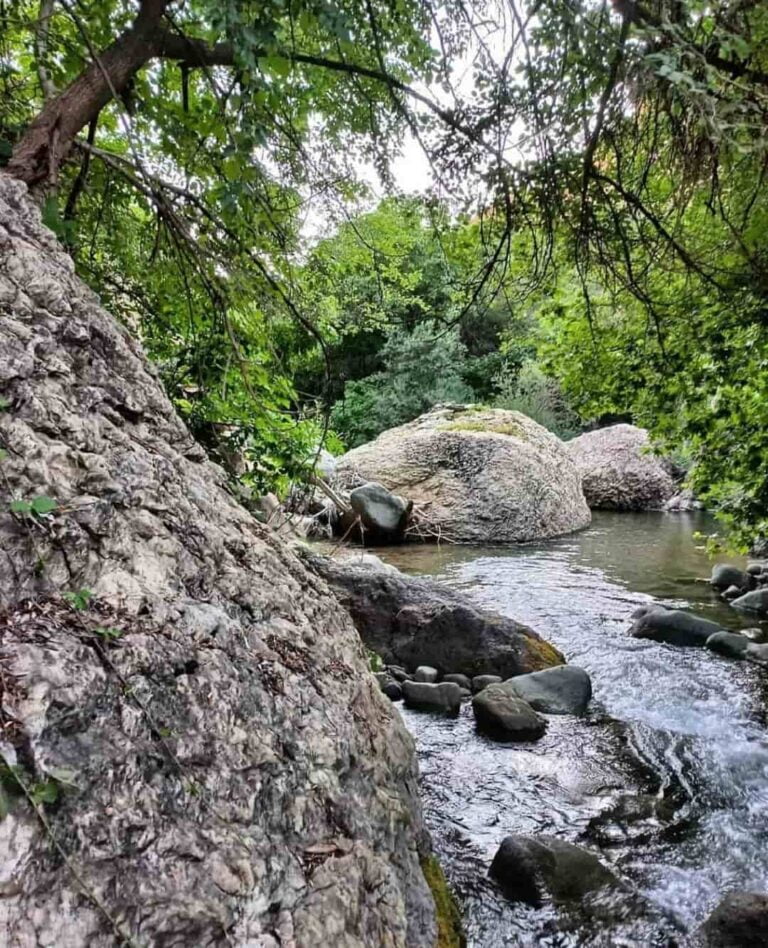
0 176 437 947
334 404 591 543
629 608 723 647
722 585 743 601
706 632 749 659
490 835 618 905
745 643 768 664
306 555 565 678
402 681 462 716
386 665 413 682
383 680 403 701
698 892 768 946
747 563 767 576
504 664 592 715
414 665 439 683
472 684 546 741
731 588 768 618
567 424 678 510
472 674 503 693
711 564 754 592
349 481 410 542
443 673 472 690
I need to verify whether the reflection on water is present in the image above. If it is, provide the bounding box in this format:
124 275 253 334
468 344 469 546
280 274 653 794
376 512 768 945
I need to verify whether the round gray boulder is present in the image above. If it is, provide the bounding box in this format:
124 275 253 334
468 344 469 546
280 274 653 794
630 608 723 647
349 481 411 542
731 588 768 618
403 681 462 716
705 632 749 659
567 424 677 510
443 673 472 690
711 564 753 592
504 665 592 715
414 665 439 683
472 683 546 741
472 674 503 693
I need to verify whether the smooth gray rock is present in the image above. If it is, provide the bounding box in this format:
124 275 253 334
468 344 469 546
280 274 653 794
747 563 766 576
307 556 565 678
722 585 743 600
402 681 462 716
443 673 472 690
386 665 413 682
472 674 503 693
697 892 768 946
745 643 768 664
711 564 753 592
349 481 411 541
630 608 723 647
706 632 749 659
472 684 546 741
567 424 678 510
414 665 439 683
382 680 403 701
505 664 592 715
490 835 618 905
0 176 437 947
732 588 768 618
334 405 591 543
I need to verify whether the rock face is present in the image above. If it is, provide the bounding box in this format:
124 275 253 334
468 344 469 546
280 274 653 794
629 608 722 647
567 424 678 510
334 405 591 543
472 685 547 742
698 892 768 947
0 177 438 945
307 555 565 678
504 665 592 715
490 835 618 905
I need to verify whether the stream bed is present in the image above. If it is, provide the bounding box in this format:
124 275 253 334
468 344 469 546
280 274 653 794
379 511 768 946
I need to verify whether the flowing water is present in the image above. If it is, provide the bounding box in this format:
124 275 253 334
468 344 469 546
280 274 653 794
378 511 768 946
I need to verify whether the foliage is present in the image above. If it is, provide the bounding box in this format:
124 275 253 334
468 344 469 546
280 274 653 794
493 361 580 441
330 323 474 447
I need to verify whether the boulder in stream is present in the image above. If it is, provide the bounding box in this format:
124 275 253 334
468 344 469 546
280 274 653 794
706 631 749 659
334 405 591 543
504 664 592 715
710 564 754 593
472 684 547 741
490 835 619 906
629 608 723 647
698 892 768 947
306 554 565 678
403 681 462 716
731 588 768 618
567 424 678 510
348 481 411 543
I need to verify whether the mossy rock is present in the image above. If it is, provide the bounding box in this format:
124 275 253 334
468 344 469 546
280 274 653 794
421 854 465 948
437 418 526 439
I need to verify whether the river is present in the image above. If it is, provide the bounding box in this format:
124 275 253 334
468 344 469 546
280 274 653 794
378 511 768 946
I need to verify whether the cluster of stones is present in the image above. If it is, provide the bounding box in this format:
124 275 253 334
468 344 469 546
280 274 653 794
375 662 592 742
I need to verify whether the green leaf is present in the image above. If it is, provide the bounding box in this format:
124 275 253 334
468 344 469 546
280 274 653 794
31 496 57 516
9 500 31 514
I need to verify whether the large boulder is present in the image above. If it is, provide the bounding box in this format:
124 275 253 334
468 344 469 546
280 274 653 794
334 405 590 543
307 555 565 678
629 608 722 647
489 835 618 905
0 177 438 946
697 892 768 947
472 684 547 742
567 424 678 510
504 665 592 715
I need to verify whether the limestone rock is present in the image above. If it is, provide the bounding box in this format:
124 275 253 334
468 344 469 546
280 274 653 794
334 405 590 543
306 554 565 679
0 175 436 947
567 424 678 510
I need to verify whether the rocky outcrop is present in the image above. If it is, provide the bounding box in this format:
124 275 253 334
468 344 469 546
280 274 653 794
567 424 678 510
306 555 565 678
0 176 438 945
334 405 590 543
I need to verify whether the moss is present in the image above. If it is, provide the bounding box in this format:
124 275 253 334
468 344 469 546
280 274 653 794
437 419 526 439
525 636 566 669
421 854 465 948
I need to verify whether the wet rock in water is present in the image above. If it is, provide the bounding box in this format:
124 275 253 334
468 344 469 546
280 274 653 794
383 680 403 701
698 892 768 947
443 673 472 690
387 665 413 682
706 632 749 659
472 674 503 693
489 835 618 905
629 608 723 647
722 585 743 601
664 488 704 511
334 404 591 543
745 643 768 665
336 551 400 574
414 665 439 683
349 481 411 543
710 564 754 592
731 588 768 618
505 664 592 715
567 424 678 510
306 554 565 678
472 684 546 741
403 681 462 716
747 563 766 577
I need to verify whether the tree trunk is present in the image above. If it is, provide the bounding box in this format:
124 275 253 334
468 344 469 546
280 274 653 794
5 0 170 186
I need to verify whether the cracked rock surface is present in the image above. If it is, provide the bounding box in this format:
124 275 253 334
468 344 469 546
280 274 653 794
0 175 436 947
